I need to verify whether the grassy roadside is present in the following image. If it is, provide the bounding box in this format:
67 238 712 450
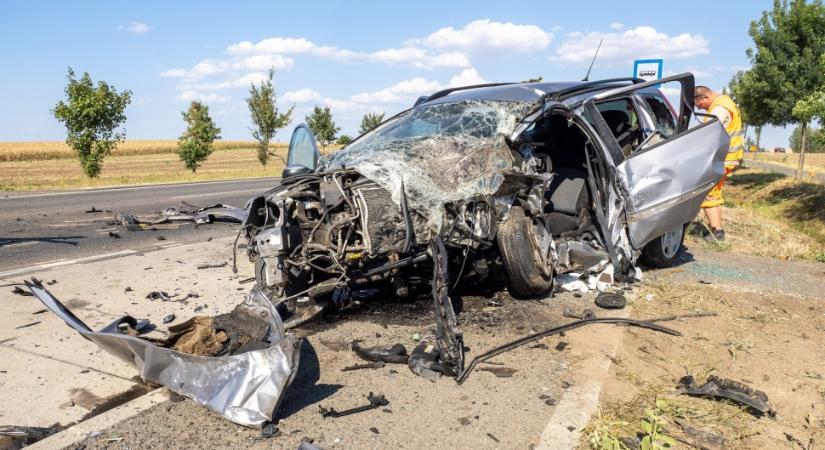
0 141 342 191
687 168 825 262
745 152 825 175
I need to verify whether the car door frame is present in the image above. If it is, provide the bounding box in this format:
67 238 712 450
581 73 729 250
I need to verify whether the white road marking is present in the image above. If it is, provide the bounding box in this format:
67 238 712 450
2 177 276 200
170 187 265 200
39 258 68 264
0 249 137 279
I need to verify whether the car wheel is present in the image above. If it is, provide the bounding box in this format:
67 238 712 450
641 224 686 268
497 206 554 298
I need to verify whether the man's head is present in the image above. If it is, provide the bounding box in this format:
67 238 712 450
694 86 717 111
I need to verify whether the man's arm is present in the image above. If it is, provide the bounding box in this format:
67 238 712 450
709 105 732 129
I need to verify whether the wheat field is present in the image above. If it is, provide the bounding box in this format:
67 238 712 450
0 140 346 191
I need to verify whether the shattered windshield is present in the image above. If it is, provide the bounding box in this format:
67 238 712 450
323 100 533 230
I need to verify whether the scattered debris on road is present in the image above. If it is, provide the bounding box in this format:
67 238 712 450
457 317 682 384
108 231 121 239
352 341 408 364
562 306 594 320
0 425 59 448
672 418 726 450
14 321 40 329
11 286 33 297
197 262 228 269
85 206 111 213
676 374 776 417
114 203 247 231
594 291 626 309
162 314 175 324
319 392 389 418
342 361 385 371
25 279 300 429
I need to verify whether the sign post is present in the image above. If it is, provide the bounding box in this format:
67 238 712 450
633 59 663 83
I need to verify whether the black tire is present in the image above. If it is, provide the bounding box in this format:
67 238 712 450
641 224 687 268
497 206 554 298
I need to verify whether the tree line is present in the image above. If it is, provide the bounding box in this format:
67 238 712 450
52 68 387 177
728 0 825 178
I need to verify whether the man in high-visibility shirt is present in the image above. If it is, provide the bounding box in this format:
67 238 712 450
694 85 744 241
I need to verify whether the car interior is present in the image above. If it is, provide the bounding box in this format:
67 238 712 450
518 113 595 237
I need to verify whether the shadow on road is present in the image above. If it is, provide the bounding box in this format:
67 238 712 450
0 236 86 247
276 339 342 419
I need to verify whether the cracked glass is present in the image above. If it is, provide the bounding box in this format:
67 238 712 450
322 100 534 230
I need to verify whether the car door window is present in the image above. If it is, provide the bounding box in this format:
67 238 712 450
594 98 642 158
641 94 677 138
287 124 319 170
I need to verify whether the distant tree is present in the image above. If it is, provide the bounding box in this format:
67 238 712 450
306 106 339 146
789 124 825 153
359 112 385 135
736 0 825 178
729 70 770 151
52 68 132 178
336 135 353 145
178 101 221 173
246 69 293 166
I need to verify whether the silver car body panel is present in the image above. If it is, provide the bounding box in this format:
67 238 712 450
25 281 300 429
616 121 729 247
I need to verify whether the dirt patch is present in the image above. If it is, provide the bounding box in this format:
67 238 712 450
66 388 104 410
581 264 825 449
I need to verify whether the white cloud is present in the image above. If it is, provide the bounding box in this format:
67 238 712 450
118 21 151 35
178 90 230 104
351 77 443 104
609 22 625 31
448 68 487 87
232 54 294 71
160 68 188 78
552 26 710 64
415 19 552 56
282 88 323 104
177 72 269 91
227 37 315 55
224 36 469 70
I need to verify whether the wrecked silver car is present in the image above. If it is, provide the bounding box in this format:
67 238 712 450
241 73 729 377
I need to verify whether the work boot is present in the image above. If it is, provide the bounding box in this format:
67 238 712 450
705 228 725 242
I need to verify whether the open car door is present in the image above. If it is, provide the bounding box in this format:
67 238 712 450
284 124 320 177
582 73 729 250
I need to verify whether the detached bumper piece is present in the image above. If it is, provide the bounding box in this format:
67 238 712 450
25 279 300 429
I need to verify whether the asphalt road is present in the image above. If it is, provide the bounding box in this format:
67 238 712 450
0 178 279 275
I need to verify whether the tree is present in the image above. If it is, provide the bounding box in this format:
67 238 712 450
359 112 385 135
336 135 353 145
737 0 825 178
305 106 339 146
246 69 293 166
178 101 221 173
52 68 132 178
789 124 825 153
729 70 771 151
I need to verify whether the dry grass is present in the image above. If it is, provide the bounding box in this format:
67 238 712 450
745 152 825 174
0 141 343 191
687 168 825 262
0 140 272 162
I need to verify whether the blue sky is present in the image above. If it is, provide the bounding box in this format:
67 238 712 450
0 0 793 147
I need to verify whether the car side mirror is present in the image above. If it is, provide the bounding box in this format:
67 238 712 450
282 164 313 179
